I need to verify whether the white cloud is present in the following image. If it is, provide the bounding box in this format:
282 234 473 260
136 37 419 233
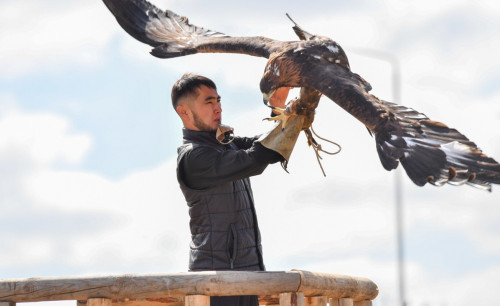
0 237 55 266
0 106 92 166
430 265 500 305
402 263 500 306
0 0 118 78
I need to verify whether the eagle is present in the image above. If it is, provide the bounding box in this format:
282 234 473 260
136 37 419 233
102 0 500 191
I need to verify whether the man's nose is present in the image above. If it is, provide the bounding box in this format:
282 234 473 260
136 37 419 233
215 103 222 113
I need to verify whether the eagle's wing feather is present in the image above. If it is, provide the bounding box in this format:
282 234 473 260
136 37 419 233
299 60 500 190
103 0 280 59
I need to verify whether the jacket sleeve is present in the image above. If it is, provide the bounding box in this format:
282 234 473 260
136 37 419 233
180 142 282 190
231 135 260 150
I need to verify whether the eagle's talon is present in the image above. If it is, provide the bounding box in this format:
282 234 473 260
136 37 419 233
265 107 293 131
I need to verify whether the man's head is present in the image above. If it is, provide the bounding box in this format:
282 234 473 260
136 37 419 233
171 73 222 132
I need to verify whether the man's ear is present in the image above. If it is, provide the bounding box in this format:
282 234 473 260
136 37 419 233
176 104 190 119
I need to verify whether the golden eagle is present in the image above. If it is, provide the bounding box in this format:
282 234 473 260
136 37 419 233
102 0 500 191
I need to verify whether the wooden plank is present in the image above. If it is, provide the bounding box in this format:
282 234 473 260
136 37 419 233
184 295 209 306
295 270 378 302
339 298 353 306
353 301 371 306
0 302 15 306
87 298 112 306
0 271 378 303
305 296 327 306
0 271 300 302
279 292 304 306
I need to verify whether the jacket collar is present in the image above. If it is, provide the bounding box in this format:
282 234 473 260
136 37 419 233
182 128 221 147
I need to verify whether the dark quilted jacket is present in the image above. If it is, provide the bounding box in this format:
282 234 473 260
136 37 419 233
176 128 281 271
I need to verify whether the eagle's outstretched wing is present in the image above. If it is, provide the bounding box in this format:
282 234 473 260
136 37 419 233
294 59 500 190
102 0 282 59
103 0 500 191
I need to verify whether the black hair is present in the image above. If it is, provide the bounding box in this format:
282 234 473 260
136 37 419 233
171 73 217 109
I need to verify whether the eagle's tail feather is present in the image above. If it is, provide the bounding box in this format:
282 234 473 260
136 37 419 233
286 13 315 41
374 101 500 191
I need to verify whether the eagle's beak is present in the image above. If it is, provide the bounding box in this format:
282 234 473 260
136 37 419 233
263 89 276 106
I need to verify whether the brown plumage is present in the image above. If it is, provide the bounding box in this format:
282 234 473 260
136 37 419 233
103 0 500 191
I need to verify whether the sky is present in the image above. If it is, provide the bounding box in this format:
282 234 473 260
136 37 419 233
1 0 500 305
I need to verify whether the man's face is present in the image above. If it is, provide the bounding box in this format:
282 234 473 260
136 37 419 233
183 85 222 132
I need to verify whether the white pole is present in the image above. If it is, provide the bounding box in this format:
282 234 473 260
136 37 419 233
350 48 406 306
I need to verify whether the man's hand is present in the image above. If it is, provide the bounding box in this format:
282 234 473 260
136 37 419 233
269 87 292 113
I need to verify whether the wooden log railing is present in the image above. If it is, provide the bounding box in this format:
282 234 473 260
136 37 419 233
0 270 378 306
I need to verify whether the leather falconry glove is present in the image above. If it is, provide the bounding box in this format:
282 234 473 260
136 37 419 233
257 113 306 168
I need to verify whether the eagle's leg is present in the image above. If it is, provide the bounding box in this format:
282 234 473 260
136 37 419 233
304 128 318 147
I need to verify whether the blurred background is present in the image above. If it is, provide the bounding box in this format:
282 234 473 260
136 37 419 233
1 0 500 305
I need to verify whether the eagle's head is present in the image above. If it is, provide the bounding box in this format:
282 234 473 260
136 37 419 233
260 50 303 105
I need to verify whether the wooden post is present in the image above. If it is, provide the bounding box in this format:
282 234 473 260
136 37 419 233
87 298 112 306
185 295 209 306
305 296 327 306
353 301 371 306
279 292 304 306
328 298 339 306
339 298 353 306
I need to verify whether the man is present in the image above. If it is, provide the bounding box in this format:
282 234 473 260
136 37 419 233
173 73 302 306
